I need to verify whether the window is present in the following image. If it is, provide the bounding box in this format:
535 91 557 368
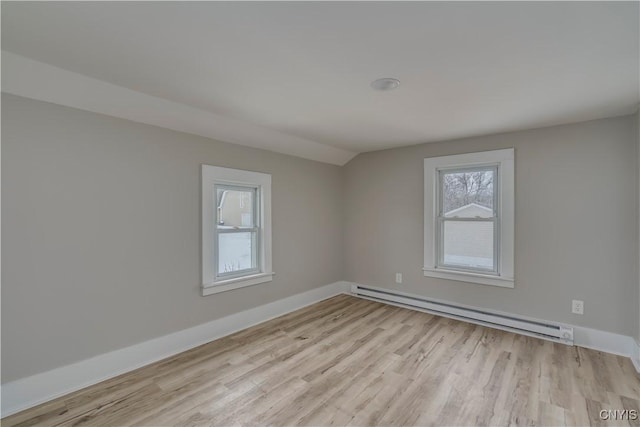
202 165 273 295
216 185 258 277
424 149 514 287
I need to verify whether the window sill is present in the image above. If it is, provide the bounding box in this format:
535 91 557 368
202 272 275 296
423 268 514 288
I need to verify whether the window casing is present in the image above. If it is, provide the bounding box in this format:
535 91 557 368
202 165 273 295
424 149 514 288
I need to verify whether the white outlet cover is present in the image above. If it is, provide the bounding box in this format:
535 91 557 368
572 300 584 314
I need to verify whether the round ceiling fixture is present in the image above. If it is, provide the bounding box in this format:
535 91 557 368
371 77 400 91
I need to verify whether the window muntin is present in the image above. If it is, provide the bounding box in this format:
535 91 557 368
436 166 499 274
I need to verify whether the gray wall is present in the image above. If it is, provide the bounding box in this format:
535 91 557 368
3 93 639 385
344 115 639 337
1 94 345 383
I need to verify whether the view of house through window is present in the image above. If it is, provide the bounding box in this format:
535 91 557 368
215 185 259 277
438 168 497 272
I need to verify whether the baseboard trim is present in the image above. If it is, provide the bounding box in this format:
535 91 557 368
1 281 351 418
348 282 640 374
572 325 638 361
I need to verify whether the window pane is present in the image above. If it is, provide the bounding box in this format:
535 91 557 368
443 221 494 270
216 187 255 228
218 232 256 274
442 169 494 217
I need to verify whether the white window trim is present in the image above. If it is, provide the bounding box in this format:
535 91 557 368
423 149 514 288
202 165 273 296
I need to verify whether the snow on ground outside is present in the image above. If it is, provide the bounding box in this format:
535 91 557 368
218 232 253 273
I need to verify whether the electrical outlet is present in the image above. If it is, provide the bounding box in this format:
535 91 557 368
395 273 402 284
572 300 584 315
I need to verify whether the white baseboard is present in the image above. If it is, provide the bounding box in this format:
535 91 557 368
1 281 350 418
348 282 640 374
2 280 636 418
572 325 638 361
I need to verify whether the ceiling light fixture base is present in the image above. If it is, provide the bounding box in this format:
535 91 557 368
371 77 400 91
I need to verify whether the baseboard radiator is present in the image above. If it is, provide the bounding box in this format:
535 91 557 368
350 284 574 345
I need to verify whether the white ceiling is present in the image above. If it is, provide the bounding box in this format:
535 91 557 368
2 2 639 162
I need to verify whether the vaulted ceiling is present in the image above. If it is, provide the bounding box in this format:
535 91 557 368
2 2 638 164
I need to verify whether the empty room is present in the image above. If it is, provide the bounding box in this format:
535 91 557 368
2 1 639 426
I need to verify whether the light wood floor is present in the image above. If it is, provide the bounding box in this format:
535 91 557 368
4 295 640 427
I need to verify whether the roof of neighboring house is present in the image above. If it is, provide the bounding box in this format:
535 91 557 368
445 203 493 218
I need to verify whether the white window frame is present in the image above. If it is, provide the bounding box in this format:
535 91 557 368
437 165 499 274
424 149 514 288
214 183 260 280
202 165 273 296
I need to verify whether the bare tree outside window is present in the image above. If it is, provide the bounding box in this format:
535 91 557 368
442 169 494 214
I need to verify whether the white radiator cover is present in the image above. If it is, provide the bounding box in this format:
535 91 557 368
351 284 574 345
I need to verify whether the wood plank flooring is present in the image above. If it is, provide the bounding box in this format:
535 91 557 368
3 294 639 426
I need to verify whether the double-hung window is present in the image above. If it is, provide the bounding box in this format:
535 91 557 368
215 184 259 278
202 165 273 295
424 149 514 287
